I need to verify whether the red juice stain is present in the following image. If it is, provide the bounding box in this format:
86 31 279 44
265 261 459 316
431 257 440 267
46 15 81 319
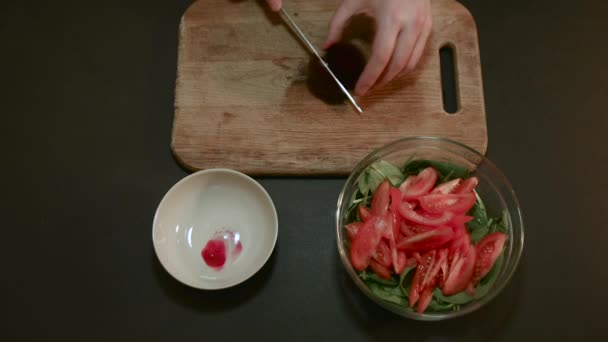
201 239 226 269
233 241 243 257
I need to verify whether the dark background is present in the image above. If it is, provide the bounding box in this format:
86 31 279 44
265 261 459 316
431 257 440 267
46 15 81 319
2 0 607 340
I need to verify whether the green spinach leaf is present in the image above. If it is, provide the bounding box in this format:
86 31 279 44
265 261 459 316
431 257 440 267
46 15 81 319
369 160 405 187
367 282 406 306
432 288 474 305
401 159 470 182
359 270 399 286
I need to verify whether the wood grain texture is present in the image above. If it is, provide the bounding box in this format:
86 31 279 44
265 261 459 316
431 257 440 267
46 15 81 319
172 0 487 175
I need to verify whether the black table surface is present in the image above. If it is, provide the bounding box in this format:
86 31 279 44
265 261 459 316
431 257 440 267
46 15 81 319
2 0 607 340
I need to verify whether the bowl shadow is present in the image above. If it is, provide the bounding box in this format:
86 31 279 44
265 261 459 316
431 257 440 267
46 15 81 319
151 244 278 313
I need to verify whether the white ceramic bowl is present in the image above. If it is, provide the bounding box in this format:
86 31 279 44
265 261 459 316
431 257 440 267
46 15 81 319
152 169 278 290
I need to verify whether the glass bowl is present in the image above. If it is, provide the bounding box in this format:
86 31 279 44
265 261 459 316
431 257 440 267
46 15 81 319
335 136 524 321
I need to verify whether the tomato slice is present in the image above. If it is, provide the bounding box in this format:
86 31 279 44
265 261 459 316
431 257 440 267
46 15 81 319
397 226 454 251
371 181 390 216
390 208 401 241
424 248 448 288
394 251 407 274
399 202 455 226
449 231 472 257
387 210 401 273
417 286 435 313
372 239 392 267
409 250 435 307
389 187 402 215
443 245 477 295
345 222 362 241
349 217 384 271
473 232 507 284
455 176 479 194
369 259 392 279
419 193 476 214
358 205 371 222
399 167 438 200
430 178 462 195
400 222 433 237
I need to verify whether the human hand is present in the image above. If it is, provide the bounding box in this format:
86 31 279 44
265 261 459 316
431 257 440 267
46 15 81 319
266 0 282 12
323 0 433 96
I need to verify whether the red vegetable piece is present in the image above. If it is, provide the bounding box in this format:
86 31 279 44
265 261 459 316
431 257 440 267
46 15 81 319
399 167 438 200
409 250 436 307
424 248 448 288
389 187 402 215
455 176 479 194
419 193 476 214
397 226 454 251
372 239 392 267
371 181 390 216
349 217 384 271
358 205 371 222
345 222 362 241
443 245 477 295
394 251 407 274
473 232 507 284
387 210 401 273
370 259 392 279
400 222 430 237
430 178 462 194
399 202 455 226
417 286 435 313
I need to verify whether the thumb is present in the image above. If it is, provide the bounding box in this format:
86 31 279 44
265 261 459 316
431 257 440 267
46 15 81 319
266 0 282 12
323 4 355 49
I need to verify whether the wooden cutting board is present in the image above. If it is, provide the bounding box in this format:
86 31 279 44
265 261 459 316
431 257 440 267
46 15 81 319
172 0 487 175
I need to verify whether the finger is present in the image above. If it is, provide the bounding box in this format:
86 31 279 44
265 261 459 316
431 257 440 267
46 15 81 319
266 0 282 12
376 23 420 88
323 3 355 49
355 22 400 96
404 15 432 72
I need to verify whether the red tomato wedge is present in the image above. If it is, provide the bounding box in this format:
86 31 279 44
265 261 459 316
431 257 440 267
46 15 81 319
419 193 476 214
371 181 390 216
397 226 454 251
473 232 507 284
417 286 435 313
399 167 438 200
410 250 435 307
370 259 392 279
389 187 402 215
387 210 401 273
424 248 448 288
345 222 362 241
350 217 384 271
449 230 472 255
450 215 474 229
372 239 391 267
430 178 462 195
394 251 407 274
443 245 477 295
358 205 371 222
399 202 455 226
390 209 401 242
455 176 479 194
400 222 433 237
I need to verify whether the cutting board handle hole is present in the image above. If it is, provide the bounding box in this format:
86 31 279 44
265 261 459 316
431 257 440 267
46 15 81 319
439 43 459 114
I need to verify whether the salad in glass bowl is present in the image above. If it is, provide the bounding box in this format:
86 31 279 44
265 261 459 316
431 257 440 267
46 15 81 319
336 137 524 320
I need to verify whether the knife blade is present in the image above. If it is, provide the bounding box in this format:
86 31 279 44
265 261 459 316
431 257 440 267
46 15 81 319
279 8 363 113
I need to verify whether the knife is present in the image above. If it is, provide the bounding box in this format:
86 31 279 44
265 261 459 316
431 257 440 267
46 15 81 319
279 8 363 113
